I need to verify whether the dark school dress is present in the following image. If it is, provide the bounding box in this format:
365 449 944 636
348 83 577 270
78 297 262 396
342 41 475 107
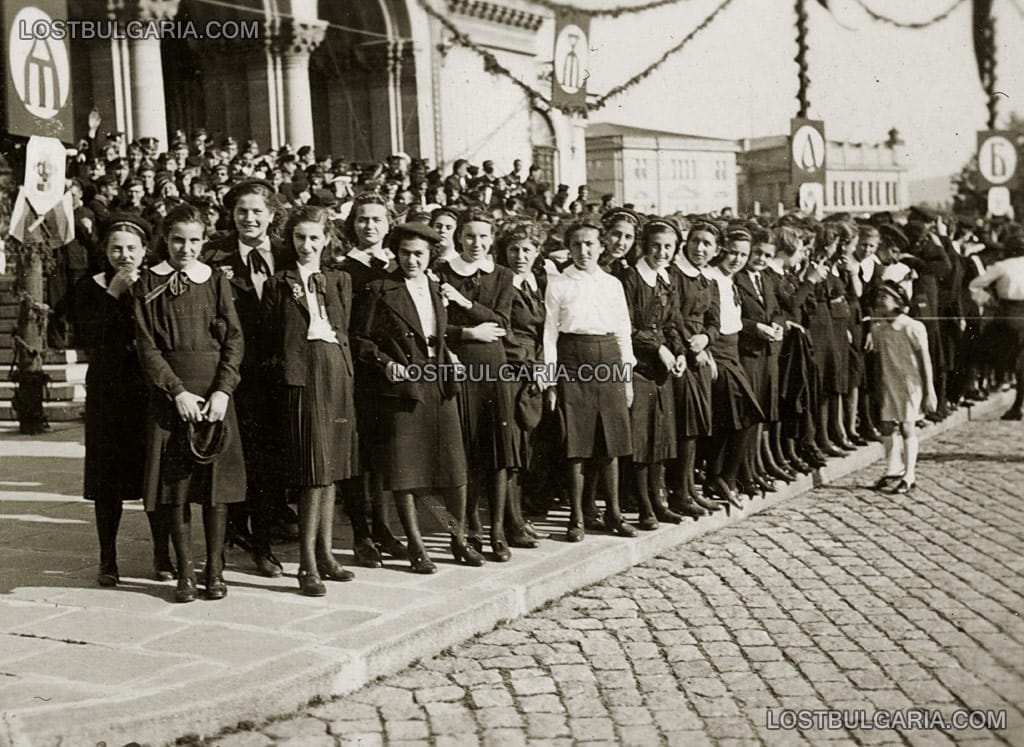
903 242 952 378
134 263 246 509
202 236 291 504
824 268 851 396
72 272 148 504
338 254 392 473
620 266 682 464
261 267 358 487
351 273 467 492
504 274 546 466
705 268 764 433
436 259 520 471
735 269 783 423
775 268 819 436
669 264 719 438
806 274 840 398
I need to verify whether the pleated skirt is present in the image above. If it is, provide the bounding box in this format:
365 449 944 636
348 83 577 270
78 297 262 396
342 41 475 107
557 334 632 460
285 341 357 487
630 371 677 464
673 355 713 438
709 334 764 434
739 352 779 423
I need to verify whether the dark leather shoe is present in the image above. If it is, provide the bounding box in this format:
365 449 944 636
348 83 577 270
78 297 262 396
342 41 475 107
451 538 486 566
788 456 811 474
835 438 857 451
565 519 584 543
205 571 227 600
1001 408 1022 421
317 555 355 582
690 491 722 513
297 569 326 596
754 474 777 493
849 433 869 447
97 564 119 588
409 552 437 574
766 464 793 482
508 527 539 548
153 557 176 582
653 501 686 524
466 534 484 554
253 552 284 578
490 539 512 563
604 515 637 538
635 514 659 531
583 511 606 532
891 479 916 495
522 521 549 540
374 533 408 560
818 443 846 458
353 537 383 568
861 426 882 442
174 575 197 603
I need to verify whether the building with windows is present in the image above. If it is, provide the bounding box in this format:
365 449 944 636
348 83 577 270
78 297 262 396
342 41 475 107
737 132 908 215
585 123 739 214
54 0 586 186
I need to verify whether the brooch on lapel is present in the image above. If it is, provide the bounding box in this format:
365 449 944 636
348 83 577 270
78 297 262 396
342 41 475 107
219 266 234 280
291 282 303 301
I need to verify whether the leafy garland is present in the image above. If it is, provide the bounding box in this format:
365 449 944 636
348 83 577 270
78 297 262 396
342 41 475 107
849 0 967 29
591 0 738 109
416 0 737 112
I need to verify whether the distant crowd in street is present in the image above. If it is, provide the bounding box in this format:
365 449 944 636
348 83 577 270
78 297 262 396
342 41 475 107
14 123 1023 603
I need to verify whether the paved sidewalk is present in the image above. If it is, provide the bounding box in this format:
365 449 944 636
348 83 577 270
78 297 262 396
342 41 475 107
208 410 1023 746
0 392 1015 747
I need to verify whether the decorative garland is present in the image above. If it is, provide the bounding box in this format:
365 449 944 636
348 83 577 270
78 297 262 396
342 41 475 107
590 0 738 109
849 0 967 29
415 0 558 109
795 0 810 117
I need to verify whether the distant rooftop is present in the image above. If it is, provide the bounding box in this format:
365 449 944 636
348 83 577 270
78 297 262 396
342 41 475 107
587 122 742 152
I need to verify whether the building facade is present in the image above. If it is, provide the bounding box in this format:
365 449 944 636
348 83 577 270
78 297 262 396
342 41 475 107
61 0 586 185
585 123 739 215
738 134 909 215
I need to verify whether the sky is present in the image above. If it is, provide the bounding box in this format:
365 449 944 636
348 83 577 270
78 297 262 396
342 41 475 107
580 0 1024 201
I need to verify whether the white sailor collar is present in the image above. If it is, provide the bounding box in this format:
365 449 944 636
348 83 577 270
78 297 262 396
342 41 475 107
238 237 271 256
448 254 495 276
564 264 601 280
150 260 212 283
636 259 670 287
92 272 108 289
702 264 724 282
513 273 538 292
673 253 701 278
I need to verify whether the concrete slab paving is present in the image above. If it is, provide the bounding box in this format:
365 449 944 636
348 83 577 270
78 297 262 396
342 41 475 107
0 393 1012 746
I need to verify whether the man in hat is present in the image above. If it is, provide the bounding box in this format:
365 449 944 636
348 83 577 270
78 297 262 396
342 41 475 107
87 175 120 225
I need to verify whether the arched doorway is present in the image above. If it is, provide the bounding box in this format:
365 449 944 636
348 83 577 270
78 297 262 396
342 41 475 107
311 1 419 162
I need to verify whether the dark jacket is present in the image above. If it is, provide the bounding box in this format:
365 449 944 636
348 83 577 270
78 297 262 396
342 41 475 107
734 269 784 358
352 273 459 401
260 267 355 387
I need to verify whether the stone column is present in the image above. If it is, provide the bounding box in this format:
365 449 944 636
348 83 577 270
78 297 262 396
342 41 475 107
109 0 180 152
269 19 326 150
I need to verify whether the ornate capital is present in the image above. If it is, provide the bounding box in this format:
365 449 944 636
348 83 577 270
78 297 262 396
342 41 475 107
267 18 327 58
107 0 181 23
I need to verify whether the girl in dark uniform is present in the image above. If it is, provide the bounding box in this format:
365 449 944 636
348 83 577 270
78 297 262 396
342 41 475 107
352 222 485 573
261 206 358 596
436 211 519 562
668 221 723 518
702 226 765 507
620 219 689 529
496 220 550 548
806 223 845 457
134 204 245 603
72 214 172 586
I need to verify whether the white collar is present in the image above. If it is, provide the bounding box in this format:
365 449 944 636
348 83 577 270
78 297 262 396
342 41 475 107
673 253 701 278
564 264 602 280
636 259 670 287
702 265 725 282
513 273 538 291
346 247 371 266
404 275 430 291
448 254 494 276
347 247 393 266
93 272 108 289
439 246 460 264
150 260 212 283
238 237 271 256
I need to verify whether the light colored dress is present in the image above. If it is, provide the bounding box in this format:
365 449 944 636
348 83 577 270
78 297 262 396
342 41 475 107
873 313 929 423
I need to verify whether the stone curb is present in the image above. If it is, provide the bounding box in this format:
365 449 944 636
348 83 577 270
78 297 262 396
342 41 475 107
2 391 1013 747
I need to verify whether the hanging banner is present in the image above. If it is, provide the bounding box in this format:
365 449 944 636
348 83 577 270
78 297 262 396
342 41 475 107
790 118 826 186
4 0 73 141
552 10 590 109
8 135 74 248
976 131 1018 190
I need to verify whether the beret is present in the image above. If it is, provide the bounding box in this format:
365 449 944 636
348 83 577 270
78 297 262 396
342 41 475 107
907 205 936 224
725 223 753 242
642 217 682 243
222 178 276 212
187 420 229 465
877 280 910 308
602 207 642 228
430 206 460 225
101 212 152 241
391 221 441 244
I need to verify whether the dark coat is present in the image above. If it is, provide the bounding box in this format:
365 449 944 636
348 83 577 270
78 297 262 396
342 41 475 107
260 267 355 387
352 273 459 402
734 270 784 359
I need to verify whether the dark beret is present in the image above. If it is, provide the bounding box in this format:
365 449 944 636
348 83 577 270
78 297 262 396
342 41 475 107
877 280 910 308
602 207 642 228
101 212 152 242
391 221 441 244
725 223 753 242
430 206 461 225
878 223 909 251
908 205 936 224
222 178 277 212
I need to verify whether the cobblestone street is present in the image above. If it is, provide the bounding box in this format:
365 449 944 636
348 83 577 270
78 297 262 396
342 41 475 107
200 415 1024 747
